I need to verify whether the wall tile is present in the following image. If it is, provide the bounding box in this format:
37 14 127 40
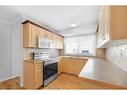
106 44 127 72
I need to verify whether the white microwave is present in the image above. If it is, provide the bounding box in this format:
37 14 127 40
38 37 54 48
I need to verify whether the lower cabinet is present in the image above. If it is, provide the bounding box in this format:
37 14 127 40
24 60 43 89
58 57 87 76
58 58 63 74
96 48 106 58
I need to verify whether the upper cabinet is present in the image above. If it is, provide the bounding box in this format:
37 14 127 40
51 33 63 49
58 36 64 49
97 6 127 48
38 27 46 38
23 20 64 49
23 23 38 48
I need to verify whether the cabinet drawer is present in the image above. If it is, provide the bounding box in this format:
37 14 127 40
35 64 42 68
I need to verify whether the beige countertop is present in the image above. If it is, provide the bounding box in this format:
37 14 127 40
79 58 127 87
59 56 88 60
24 59 43 64
24 56 88 63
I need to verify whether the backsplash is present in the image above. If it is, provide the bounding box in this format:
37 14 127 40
24 48 61 60
106 44 127 72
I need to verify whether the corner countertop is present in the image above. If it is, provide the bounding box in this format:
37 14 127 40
79 58 127 87
59 56 88 60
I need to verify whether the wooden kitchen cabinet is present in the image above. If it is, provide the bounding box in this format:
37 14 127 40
96 48 106 58
24 60 43 89
38 27 46 38
58 36 64 49
58 57 64 74
23 23 38 48
55 35 60 49
52 33 58 49
55 34 64 49
97 6 127 48
38 27 54 40
38 27 64 49
23 20 64 49
52 33 64 49
58 57 87 76
46 30 53 40
35 63 43 88
64 58 87 75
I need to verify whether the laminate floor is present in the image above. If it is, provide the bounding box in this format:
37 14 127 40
43 73 125 89
0 73 125 89
0 77 22 89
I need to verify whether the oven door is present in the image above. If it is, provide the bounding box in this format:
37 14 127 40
44 62 58 81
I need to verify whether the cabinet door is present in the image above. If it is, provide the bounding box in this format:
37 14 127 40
35 64 43 88
62 58 68 73
58 58 63 74
96 48 106 58
24 62 35 89
30 24 38 47
52 34 58 48
65 59 78 75
66 62 76 75
110 6 127 40
56 35 64 49
61 58 87 75
73 59 87 75
59 36 64 49
56 35 60 49
47 31 53 40
23 23 38 48
57 36 61 49
23 23 31 47
38 27 45 37
38 27 51 39
62 58 75 74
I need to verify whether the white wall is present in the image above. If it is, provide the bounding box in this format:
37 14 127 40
106 44 127 72
0 21 11 81
0 17 24 86
11 18 24 86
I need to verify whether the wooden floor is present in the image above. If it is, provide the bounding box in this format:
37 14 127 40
0 77 22 89
0 73 125 89
43 73 126 89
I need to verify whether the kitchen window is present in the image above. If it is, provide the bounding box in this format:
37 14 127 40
64 34 96 56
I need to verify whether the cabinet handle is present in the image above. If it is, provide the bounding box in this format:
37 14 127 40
35 64 42 68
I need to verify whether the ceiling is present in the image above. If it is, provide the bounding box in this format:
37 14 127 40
0 6 101 37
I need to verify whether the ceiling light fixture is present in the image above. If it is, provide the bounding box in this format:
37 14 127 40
70 23 77 27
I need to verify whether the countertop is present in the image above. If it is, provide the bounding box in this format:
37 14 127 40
24 59 43 64
79 58 127 87
59 56 88 60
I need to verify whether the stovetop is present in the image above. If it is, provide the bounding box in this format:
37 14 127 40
38 57 58 66
39 57 57 61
